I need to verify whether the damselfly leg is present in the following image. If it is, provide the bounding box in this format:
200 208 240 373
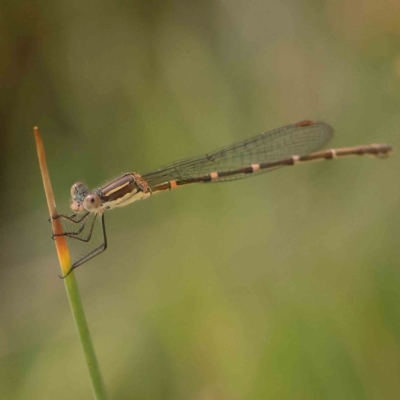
52 212 108 278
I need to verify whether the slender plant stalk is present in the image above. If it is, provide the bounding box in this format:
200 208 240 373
34 127 109 400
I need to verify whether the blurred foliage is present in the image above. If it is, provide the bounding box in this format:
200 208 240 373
1 1 400 399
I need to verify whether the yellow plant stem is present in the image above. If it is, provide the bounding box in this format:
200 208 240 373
34 127 109 400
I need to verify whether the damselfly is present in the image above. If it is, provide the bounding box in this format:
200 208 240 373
54 120 392 277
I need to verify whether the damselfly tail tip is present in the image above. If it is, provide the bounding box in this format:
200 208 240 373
365 143 394 158
378 144 394 158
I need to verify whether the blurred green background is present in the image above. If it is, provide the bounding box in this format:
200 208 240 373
1 1 400 399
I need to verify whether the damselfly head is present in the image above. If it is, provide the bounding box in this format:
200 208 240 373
70 182 88 212
82 192 102 212
70 182 103 213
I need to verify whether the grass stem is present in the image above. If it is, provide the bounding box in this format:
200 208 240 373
34 127 109 400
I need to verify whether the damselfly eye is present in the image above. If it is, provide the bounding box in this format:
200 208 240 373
71 182 84 198
83 193 101 211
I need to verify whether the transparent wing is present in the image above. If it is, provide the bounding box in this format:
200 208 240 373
143 121 334 186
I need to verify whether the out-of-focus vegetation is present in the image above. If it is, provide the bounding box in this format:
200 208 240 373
1 1 400 399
